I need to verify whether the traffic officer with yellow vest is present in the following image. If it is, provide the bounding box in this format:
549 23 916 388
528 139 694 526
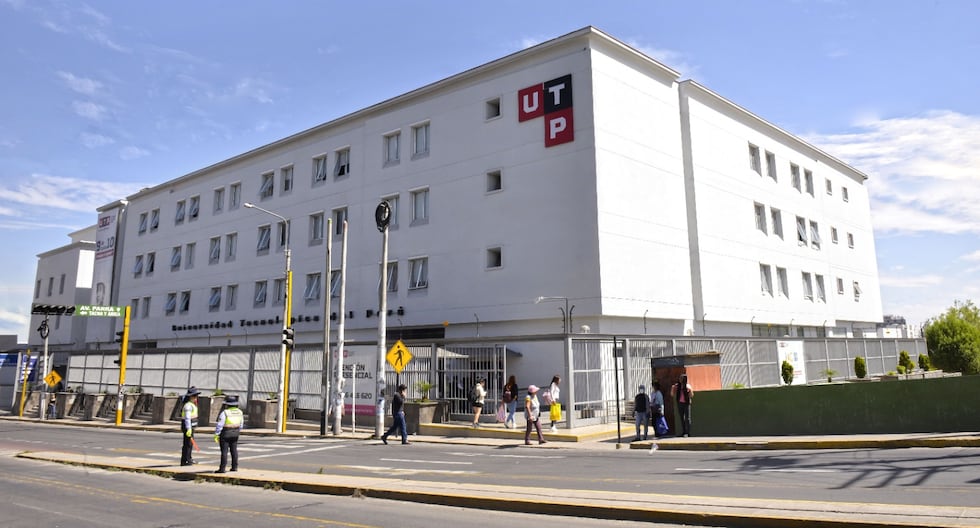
214 394 244 473
180 387 200 466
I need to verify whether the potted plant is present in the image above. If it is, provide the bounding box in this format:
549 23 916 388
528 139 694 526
404 380 439 434
415 380 434 402
822 369 837 383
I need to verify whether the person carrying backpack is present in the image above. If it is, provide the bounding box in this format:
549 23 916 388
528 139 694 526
502 375 519 429
633 385 651 441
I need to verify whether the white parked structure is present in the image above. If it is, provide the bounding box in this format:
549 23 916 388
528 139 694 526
49 26 879 350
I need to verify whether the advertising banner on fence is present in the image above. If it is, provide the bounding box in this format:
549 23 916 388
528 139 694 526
337 345 381 416
777 340 807 385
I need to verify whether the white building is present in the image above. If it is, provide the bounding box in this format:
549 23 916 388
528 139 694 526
28 226 95 350
76 26 881 349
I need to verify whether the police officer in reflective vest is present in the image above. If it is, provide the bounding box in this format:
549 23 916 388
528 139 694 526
180 387 200 466
214 394 244 473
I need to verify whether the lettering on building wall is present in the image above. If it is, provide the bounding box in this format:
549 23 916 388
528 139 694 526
518 74 574 147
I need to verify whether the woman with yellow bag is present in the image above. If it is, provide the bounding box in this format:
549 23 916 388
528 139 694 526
547 375 561 432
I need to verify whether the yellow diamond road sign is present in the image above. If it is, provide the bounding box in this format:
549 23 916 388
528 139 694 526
44 370 62 388
386 340 412 374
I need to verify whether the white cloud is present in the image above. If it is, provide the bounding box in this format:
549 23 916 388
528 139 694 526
72 100 108 121
878 274 944 288
960 250 980 262
808 110 980 236
0 138 19 148
57 71 103 96
118 146 149 160
0 307 29 337
232 78 275 104
0 174 142 214
80 132 114 148
628 41 696 78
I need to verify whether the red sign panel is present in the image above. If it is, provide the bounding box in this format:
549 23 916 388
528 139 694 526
518 74 573 146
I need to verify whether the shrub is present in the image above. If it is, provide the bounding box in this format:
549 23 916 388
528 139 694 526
729 383 745 389
822 369 837 383
781 360 794 385
899 350 915 373
415 380 433 402
896 364 906 375
918 354 933 371
924 300 980 374
854 356 867 379
212 388 224 396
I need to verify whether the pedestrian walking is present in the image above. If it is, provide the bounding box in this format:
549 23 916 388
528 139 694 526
502 375 519 429
670 374 694 437
633 385 651 441
547 375 561 432
180 387 200 466
651 380 668 438
381 384 409 445
524 385 546 445
471 378 487 428
214 395 243 473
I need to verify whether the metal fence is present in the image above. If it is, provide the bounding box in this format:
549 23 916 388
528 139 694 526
59 336 926 426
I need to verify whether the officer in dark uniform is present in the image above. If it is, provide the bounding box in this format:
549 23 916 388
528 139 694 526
213 394 244 473
180 387 200 466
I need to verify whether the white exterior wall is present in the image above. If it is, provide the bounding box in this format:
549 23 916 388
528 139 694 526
29 226 95 349
680 82 882 334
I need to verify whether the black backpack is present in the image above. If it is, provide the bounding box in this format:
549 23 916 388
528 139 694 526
634 392 648 413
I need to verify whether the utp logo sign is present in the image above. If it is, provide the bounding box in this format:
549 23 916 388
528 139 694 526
518 74 573 147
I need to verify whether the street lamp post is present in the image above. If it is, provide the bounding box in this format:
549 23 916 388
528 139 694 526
535 296 573 333
244 202 291 434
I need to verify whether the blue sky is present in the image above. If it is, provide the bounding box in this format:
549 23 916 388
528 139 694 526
2 0 978 342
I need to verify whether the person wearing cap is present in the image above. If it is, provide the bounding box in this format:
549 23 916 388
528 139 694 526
523 384 546 445
633 384 651 441
214 395 244 473
180 387 200 466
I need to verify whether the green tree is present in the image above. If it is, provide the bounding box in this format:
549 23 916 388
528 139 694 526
918 354 932 371
924 300 980 375
781 360 794 385
898 350 915 373
854 356 867 379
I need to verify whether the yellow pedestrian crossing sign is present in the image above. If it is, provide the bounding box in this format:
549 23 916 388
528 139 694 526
386 340 412 374
44 370 62 388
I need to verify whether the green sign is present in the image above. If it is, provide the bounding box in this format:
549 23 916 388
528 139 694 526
76 304 124 317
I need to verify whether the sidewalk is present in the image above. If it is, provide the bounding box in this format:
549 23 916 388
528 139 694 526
6 412 980 528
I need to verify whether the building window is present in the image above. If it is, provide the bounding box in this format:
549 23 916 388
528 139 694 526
816 275 826 302
754 203 767 234
759 264 773 296
146 252 155 274
412 122 430 159
273 278 286 306
847 233 855 248
165 292 177 316
831 227 839 244
304 273 322 303
486 97 501 120
383 194 400 229
853 281 862 301
384 131 400 166
225 233 237 262
229 183 241 210
826 179 833 196
310 212 325 243
276 221 288 249
59 274 65 294
185 242 195 269
47 277 53 296
260 172 274 199
179 291 191 313
133 255 144 276
842 186 850 202
226 284 237 311
776 267 788 298
281 165 293 194
796 216 807 246
791 163 801 192
330 270 341 298
313 155 328 184
138 212 148 234
188 195 200 220
131 298 139 317
141 296 151 318
175 200 186 225
254 281 267 308
486 169 502 192
382 261 398 292
213 187 225 214
257 225 271 253
411 188 429 225
748 144 761 175
804 169 814 196
802 272 813 301
209 237 221 265
170 246 182 271
150 209 160 231
770 208 783 239
765 151 777 181
810 221 821 250
333 207 348 237
486 247 502 269
837 277 845 295
409 257 428 289
35 280 40 299
209 287 222 313
334 148 350 178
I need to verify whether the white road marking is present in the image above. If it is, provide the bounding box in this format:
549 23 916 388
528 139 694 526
447 451 565 460
339 465 476 476
380 458 472 465
675 467 835 473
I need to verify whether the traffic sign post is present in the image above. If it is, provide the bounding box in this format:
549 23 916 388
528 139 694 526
386 340 412 374
76 304 124 317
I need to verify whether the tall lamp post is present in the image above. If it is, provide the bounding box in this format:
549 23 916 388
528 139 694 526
535 296 573 334
244 202 291 434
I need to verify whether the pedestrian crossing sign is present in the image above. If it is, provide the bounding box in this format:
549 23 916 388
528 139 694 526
386 340 412 373
44 370 62 388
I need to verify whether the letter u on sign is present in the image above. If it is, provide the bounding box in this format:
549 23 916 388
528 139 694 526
518 85 543 122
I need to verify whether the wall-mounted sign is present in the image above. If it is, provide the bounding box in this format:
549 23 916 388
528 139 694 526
518 74 574 147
